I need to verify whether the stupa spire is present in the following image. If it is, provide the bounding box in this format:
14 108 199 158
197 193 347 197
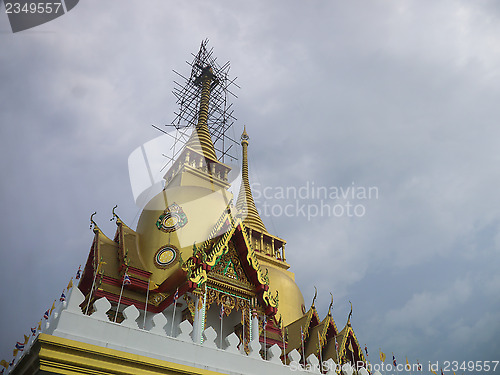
184 65 217 161
236 126 268 232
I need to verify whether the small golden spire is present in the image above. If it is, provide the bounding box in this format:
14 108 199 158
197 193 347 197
235 127 267 232
185 66 217 160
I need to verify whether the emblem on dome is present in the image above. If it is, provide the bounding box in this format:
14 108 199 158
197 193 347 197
156 202 188 232
154 245 178 268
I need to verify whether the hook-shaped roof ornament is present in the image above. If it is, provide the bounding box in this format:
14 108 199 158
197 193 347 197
90 212 97 230
328 292 334 314
347 300 353 325
110 205 119 222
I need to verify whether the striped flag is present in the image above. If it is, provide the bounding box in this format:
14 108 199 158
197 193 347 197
123 273 131 285
300 326 305 366
174 288 179 301
379 349 386 362
365 344 368 356
219 304 224 320
15 342 24 351
393 354 397 367
60 290 66 302
43 309 50 320
197 295 203 310
75 265 81 279
31 327 36 336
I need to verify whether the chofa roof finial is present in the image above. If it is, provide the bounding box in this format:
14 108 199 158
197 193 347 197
89 212 97 231
312 286 317 308
328 292 334 314
347 300 353 325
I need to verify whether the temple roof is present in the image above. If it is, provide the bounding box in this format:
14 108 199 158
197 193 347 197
284 303 320 356
78 206 279 316
235 127 268 233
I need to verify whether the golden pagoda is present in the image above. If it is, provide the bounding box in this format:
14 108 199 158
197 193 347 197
4 41 368 375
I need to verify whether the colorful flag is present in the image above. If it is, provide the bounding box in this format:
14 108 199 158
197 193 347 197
197 295 203 311
441 369 444 375
379 349 386 362
37 320 41 330
49 301 56 314
31 327 36 336
15 342 24 351
406 357 410 370
431 368 437 375
67 278 73 290
60 290 66 302
123 273 131 285
393 354 397 367
76 265 81 279
219 304 224 320
174 288 179 301
365 345 368 356
43 309 50 320
9 359 14 366
0 360 8 369
263 315 267 328
13 349 18 357
300 326 305 366
23 335 29 344
417 361 422 371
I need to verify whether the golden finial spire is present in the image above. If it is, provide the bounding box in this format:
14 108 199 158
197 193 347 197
235 126 267 232
185 66 217 160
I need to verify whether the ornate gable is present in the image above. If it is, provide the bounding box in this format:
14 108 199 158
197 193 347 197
209 240 254 292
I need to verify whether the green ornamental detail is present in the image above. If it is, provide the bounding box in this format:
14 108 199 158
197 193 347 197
156 202 188 232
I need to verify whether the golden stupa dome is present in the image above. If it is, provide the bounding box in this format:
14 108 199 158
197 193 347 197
136 161 233 287
263 265 305 327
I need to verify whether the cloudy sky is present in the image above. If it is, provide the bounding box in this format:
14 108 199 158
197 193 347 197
1 0 500 372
